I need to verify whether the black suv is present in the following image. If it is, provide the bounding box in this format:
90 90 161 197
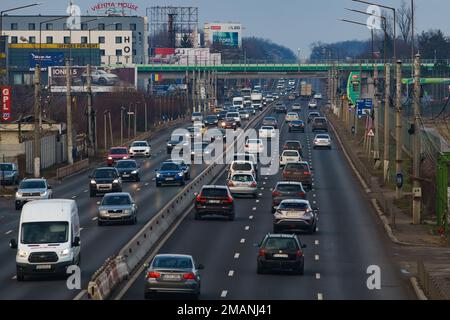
271 181 306 213
275 103 288 113
256 233 306 275
89 167 122 197
307 112 320 124
312 117 328 132
115 160 140 182
195 185 235 221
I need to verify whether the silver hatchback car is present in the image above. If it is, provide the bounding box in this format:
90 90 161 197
97 192 138 225
144 254 204 300
15 178 53 210
227 173 258 198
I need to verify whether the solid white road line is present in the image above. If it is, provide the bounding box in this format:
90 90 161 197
4 230 13 235
221 290 228 298
228 270 234 277
92 217 98 221
316 273 321 280
73 290 87 300
315 240 319 245
234 253 240 259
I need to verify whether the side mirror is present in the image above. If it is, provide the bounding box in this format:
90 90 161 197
302 244 307 249
143 263 149 269
72 236 80 247
10 239 17 249
88 175 92 179
194 192 198 197
48 185 52 189
14 187 18 192
197 264 205 270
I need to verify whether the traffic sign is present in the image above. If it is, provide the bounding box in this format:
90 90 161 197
367 129 375 137
357 98 373 116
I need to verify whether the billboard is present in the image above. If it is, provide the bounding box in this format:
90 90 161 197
204 23 242 47
29 52 65 72
48 66 137 93
1 86 12 122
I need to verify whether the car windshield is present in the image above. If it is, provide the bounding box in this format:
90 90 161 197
291 121 303 125
160 163 180 171
116 161 137 169
228 113 239 117
110 148 127 155
206 116 216 120
193 113 202 117
285 142 300 148
261 126 273 130
94 169 117 178
232 174 254 182
279 202 309 210
232 163 252 171
277 184 302 192
132 142 147 147
285 163 308 171
264 238 298 251
152 256 193 269
20 180 45 189
0 164 13 171
283 151 299 157
264 117 275 121
201 188 228 198
102 195 131 206
317 135 330 139
309 113 320 117
315 118 327 124
21 222 69 244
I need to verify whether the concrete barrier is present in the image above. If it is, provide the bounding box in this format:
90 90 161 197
56 159 90 180
86 103 275 300
417 261 450 300
88 256 129 300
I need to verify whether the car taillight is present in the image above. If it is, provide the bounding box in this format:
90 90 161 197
223 196 233 204
196 195 207 203
304 171 311 175
183 273 197 280
146 271 161 279
245 144 249 148
299 192 306 198
296 250 303 257
250 182 257 188
258 249 265 257
272 191 281 197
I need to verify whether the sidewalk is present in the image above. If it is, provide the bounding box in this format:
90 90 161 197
326 108 450 300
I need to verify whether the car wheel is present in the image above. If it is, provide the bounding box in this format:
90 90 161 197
98 77 107 86
257 265 266 275
228 211 235 221
90 191 96 197
298 263 305 276
156 182 161 188
136 176 140 182
194 212 202 220
16 272 24 282
15 203 21 211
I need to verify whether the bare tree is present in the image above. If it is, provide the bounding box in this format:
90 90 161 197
398 0 414 43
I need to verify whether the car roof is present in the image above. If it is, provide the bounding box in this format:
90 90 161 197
202 185 228 190
21 199 76 223
265 233 297 239
285 140 301 144
280 199 310 204
154 254 193 259
95 167 117 171
21 178 46 182
103 192 131 197
276 181 303 186
117 159 136 163
132 140 147 143
232 160 253 164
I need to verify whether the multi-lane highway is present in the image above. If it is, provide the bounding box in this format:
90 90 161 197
120 98 416 300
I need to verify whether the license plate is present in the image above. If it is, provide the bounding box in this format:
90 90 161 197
165 177 174 181
208 200 221 204
287 212 300 218
122 174 129 177
163 274 181 280
273 254 288 258
36 264 52 270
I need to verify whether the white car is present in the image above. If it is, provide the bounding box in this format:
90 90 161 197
285 112 300 122
259 126 276 139
226 112 241 126
191 112 203 122
291 103 301 111
83 69 119 86
227 173 258 197
313 134 332 150
229 160 257 180
314 93 323 100
308 100 318 109
233 153 258 171
280 150 302 166
129 141 151 158
245 139 264 154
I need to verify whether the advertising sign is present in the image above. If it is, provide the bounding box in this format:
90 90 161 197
357 98 373 116
212 32 239 47
29 52 65 71
204 23 242 48
91 2 139 14
1 86 11 121
49 66 137 93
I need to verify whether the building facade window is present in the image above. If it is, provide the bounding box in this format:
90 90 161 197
130 23 137 31
100 49 105 56
132 49 136 56
46 36 53 44
11 23 18 30
63 23 69 30
11 36 18 44
98 36 105 44
98 23 105 30
28 23 36 30
115 37 122 44
46 23 53 30
29 36 36 43
81 37 88 44
115 23 122 30
64 36 70 44
81 23 88 30
116 49 122 56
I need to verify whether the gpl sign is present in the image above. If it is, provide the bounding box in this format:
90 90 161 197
1 86 11 121
357 98 373 117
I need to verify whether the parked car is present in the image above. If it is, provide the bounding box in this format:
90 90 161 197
107 147 129 166
289 120 305 132
312 117 328 132
282 161 313 190
97 192 138 225
15 178 53 210
259 126 277 139
144 254 203 300
129 141 151 158
89 167 122 197
256 233 306 275
273 199 318 234
271 181 307 213
280 150 302 167
115 159 140 182
227 173 258 198
0 162 19 185
155 162 185 187
195 185 235 221
313 134 332 150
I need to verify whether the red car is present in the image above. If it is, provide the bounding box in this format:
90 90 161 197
107 147 129 166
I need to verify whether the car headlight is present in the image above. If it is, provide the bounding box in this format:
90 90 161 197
123 209 132 215
108 156 113 160
60 248 70 256
123 156 128 159
16 192 22 198
131 170 138 174
178 172 184 177
113 179 119 184
99 209 108 216
18 250 28 258
156 173 161 178
90 180 96 184
40 191 47 196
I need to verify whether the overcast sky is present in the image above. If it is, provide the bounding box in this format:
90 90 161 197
2 0 448 57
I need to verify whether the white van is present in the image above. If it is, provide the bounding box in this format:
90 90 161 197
233 97 244 109
10 199 81 281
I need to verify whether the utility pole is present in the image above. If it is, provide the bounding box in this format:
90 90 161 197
383 63 391 182
86 64 95 156
134 102 137 137
120 107 124 145
192 69 196 114
128 104 132 138
412 53 422 224
104 111 108 150
373 65 381 166
144 100 148 132
395 60 403 200
66 58 74 165
33 64 41 178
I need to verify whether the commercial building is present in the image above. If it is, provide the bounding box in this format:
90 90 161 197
204 22 242 48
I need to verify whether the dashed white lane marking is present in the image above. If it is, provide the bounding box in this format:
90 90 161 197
145 183 149 186
136 188 141 191
263 182 266 185
228 270 234 277
252 207 257 211
152 178 156 181
234 253 240 259
313 201 317 204
260 187 264 190
315 255 320 261
316 227 319 232
72 196 77 199
92 217 98 221
249 215 254 220
258 193 262 196
240 238 246 243
256 199 260 203
313 194 317 198
221 290 228 298
96 201 100 205
245 226 250 231
83 190 88 193
264 177 268 180
12 275 16 280
80 228 84 232
317 293 324 300
5 230 13 235
315 240 319 245
316 273 321 280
